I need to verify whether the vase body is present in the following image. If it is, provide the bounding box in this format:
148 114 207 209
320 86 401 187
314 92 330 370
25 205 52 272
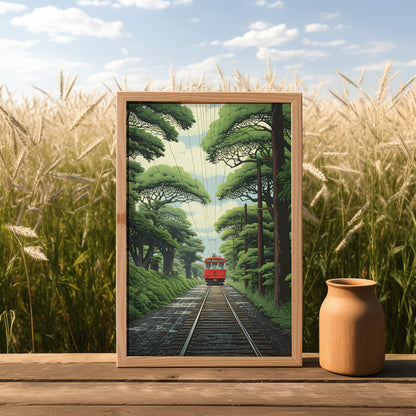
319 278 385 376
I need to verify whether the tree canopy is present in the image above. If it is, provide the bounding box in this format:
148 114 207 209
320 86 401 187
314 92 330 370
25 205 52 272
132 164 211 209
201 103 290 167
127 102 195 161
216 161 274 206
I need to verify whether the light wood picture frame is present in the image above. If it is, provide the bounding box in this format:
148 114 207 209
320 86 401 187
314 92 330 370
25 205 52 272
116 92 302 367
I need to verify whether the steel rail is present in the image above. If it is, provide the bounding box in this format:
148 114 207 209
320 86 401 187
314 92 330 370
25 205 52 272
221 287 262 357
179 285 211 356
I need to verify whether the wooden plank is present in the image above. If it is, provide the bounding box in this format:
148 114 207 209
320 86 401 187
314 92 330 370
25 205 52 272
0 406 414 416
0 357 414 381
0 353 115 364
0 382 415 407
0 352 412 363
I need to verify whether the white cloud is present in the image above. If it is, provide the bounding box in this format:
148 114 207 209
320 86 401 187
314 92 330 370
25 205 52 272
303 38 346 47
77 0 110 6
175 54 234 78
104 57 141 71
248 21 269 31
353 61 389 72
223 23 297 48
404 60 416 67
0 1 25 14
174 0 193 4
285 63 303 70
343 44 359 51
321 12 339 19
86 70 148 90
188 17 200 23
257 47 328 60
255 0 284 8
305 23 329 33
52 35 76 44
335 24 351 30
356 41 395 55
12 6 123 41
347 41 394 56
0 38 85 87
118 0 170 9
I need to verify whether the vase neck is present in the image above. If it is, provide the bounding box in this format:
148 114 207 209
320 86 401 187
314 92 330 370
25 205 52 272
327 284 376 299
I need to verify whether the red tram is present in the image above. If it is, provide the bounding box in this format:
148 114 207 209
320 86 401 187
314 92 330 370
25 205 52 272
204 256 226 285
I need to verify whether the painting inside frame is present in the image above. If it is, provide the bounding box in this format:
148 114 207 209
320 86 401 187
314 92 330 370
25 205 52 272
116 92 302 367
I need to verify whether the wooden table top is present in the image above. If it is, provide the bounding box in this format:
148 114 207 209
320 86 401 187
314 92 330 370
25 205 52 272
0 353 414 415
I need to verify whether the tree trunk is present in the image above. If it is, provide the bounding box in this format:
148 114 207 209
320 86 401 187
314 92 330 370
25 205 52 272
244 203 248 289
272 103 291 305
162 247 175 275
128 245 142 267
257 162 265 297
142 240 155 270
184 261 192 279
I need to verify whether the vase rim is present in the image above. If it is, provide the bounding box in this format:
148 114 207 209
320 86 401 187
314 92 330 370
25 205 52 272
326 278 377 288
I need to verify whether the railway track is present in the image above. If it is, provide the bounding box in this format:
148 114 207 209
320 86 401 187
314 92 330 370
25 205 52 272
179 284 263 356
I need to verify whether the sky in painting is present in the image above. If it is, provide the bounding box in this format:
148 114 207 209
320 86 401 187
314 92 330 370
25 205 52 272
1 0 416 97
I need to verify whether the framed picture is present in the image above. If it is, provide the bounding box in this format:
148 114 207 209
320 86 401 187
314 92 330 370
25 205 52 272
116 92 302 367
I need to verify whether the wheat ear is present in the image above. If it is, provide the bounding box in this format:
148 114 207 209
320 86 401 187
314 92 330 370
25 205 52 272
69 92 106 131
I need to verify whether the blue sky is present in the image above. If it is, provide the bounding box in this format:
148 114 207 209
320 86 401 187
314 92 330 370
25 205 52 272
2 0 415 259
1 0 416 96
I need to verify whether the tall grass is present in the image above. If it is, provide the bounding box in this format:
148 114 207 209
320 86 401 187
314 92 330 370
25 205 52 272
0 75 116 352
302 62 416 353
0 62 415 353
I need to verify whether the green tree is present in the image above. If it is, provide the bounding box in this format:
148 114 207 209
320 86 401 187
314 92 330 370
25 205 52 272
178 236 205 279
133 165 211 210
156 206 199 275
127 102 195 161
127 103 197 272
202 103 291 303
128 205 177 270
191 262 205 279
217 161 274 207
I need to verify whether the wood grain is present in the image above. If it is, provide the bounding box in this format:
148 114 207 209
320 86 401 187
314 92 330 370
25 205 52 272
0 355 414 414
1 406 414 416
0 381 415 407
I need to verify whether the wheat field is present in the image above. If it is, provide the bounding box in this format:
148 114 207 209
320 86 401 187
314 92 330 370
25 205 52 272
0 63 415 353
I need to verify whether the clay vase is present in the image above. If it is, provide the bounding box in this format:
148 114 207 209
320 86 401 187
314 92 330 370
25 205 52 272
319 278 385 376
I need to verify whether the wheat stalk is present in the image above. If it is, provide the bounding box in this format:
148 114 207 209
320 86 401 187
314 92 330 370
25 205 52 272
377 60 392 102
69 92 106 131
347 201 370 226
335 220 364 253
358 66 366 86
303 162 327 182
6 225 38 239
77 138 103 161
327 89 351 109
63 75 78 101
24 246 48 262
52 172 96 183
12 149 26 181
59 70 64 100
0 103 29 136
